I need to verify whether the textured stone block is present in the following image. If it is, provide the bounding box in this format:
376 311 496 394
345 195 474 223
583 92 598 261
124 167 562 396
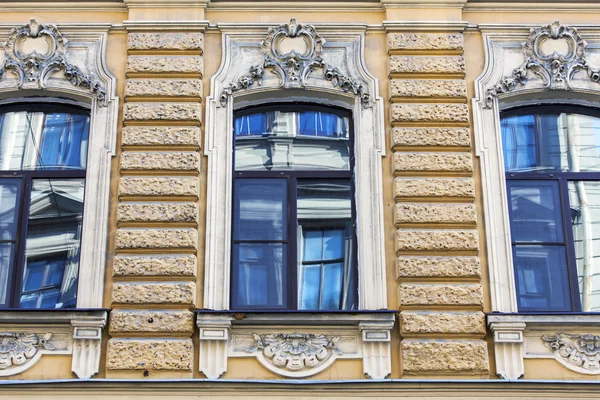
388 33 463 51
119 177 199 197
109 310 194 334
127 55 204 74
391 104 469 123
395 229 479 252
113 254 197 276
125 79 203 98
399 283 484 306
393 152 473 173
389 56 465 75
117 203 198 223
128 33 203 51
401 340 489 374
123 103 202 122
397 256 481 278
400 311 486 335
122 126 200 146
392 127 471 147
390 80 466 98
120 152 199 171
112 282 196 305
107 339 193 370
394 203 476 225
115 228 197 249
394 178 475 198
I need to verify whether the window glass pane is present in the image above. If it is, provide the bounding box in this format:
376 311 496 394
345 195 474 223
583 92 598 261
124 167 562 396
0 178 21 240
514 245 572 311
568 181 600 311
233 243 287 308
297 180 355 310
0 243 14 305
507 180 564 243
0 110 89 171
234 179 286 241
20 179 85 309
234 110 350 171
501 111 600 172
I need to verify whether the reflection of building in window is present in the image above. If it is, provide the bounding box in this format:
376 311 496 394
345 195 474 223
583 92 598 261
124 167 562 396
501 107 600 312
0 106 89 309
231 106 356 310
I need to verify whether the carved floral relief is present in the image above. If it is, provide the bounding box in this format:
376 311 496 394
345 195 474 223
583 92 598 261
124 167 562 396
485 21 600 108
0 19 107 105
246 332 341 377
220 18 370 107
0 331 55 370
542 333 600 373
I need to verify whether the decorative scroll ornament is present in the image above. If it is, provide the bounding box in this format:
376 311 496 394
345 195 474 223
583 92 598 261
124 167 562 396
0 332 55 370
0 19 107 105
485 21 600 108
220 18 370 107
247 332 341 377
543 333 600 373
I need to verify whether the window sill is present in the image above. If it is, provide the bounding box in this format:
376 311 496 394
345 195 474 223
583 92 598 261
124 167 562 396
195 310 395 380
0 308 108 379
487 313 600 379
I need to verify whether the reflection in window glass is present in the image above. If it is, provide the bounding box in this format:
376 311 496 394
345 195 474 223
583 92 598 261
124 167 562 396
297 180 355 310
501 111 600 172
0 179 20 306
20 179 85 309
0 111 90 170
569 181 600 311
234 110 350 171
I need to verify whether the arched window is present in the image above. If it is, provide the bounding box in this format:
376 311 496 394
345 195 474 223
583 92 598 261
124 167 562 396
231 104 357 310
0 104 90 309
501 106 600 312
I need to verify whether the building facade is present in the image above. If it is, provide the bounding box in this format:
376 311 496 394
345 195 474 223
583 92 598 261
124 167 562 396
0 0 600 398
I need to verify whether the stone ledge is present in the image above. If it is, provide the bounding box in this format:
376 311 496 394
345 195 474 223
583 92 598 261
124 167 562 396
120 152 200 172
113 254 197 276
115 228 198 249
106 339 193 370
119 176 199 197
123 103 202 122
395 229 479 252
125 79 203 98
394 203 476 225
128 32 204 51
389 55 465 75
112 282 196 305
127 55 204 75
392 127 471 147
117 203 198 223
400 311 486 335
388 33 463 51
397 256 481 279
401 340 489 374
390 80 467 98
109 310 194 334
391 103 469 123
393 152 473 173
399 283 484 306
394 178 475 198
122 126 201 146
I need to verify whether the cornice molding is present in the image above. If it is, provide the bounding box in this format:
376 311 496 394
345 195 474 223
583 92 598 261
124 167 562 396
0 2 127 12
206 1 382 12
464 1 600 12
124 0 209 8
383 20 468 32
383 0 466 8
122 20 209 31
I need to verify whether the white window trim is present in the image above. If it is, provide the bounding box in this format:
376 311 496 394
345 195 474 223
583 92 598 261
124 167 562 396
473 23 600 379
0 21 118 378
203 23 387 311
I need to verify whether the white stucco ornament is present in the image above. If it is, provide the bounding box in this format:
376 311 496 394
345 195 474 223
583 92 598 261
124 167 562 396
543 333 600 374
0 332 55 372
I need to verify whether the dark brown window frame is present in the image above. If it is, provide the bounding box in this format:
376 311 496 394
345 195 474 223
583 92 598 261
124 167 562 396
230 103 359 311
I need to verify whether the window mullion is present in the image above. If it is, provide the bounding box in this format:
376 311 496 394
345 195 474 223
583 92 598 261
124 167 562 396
10 174 32 308
289 176 298 310
559 178 584 312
